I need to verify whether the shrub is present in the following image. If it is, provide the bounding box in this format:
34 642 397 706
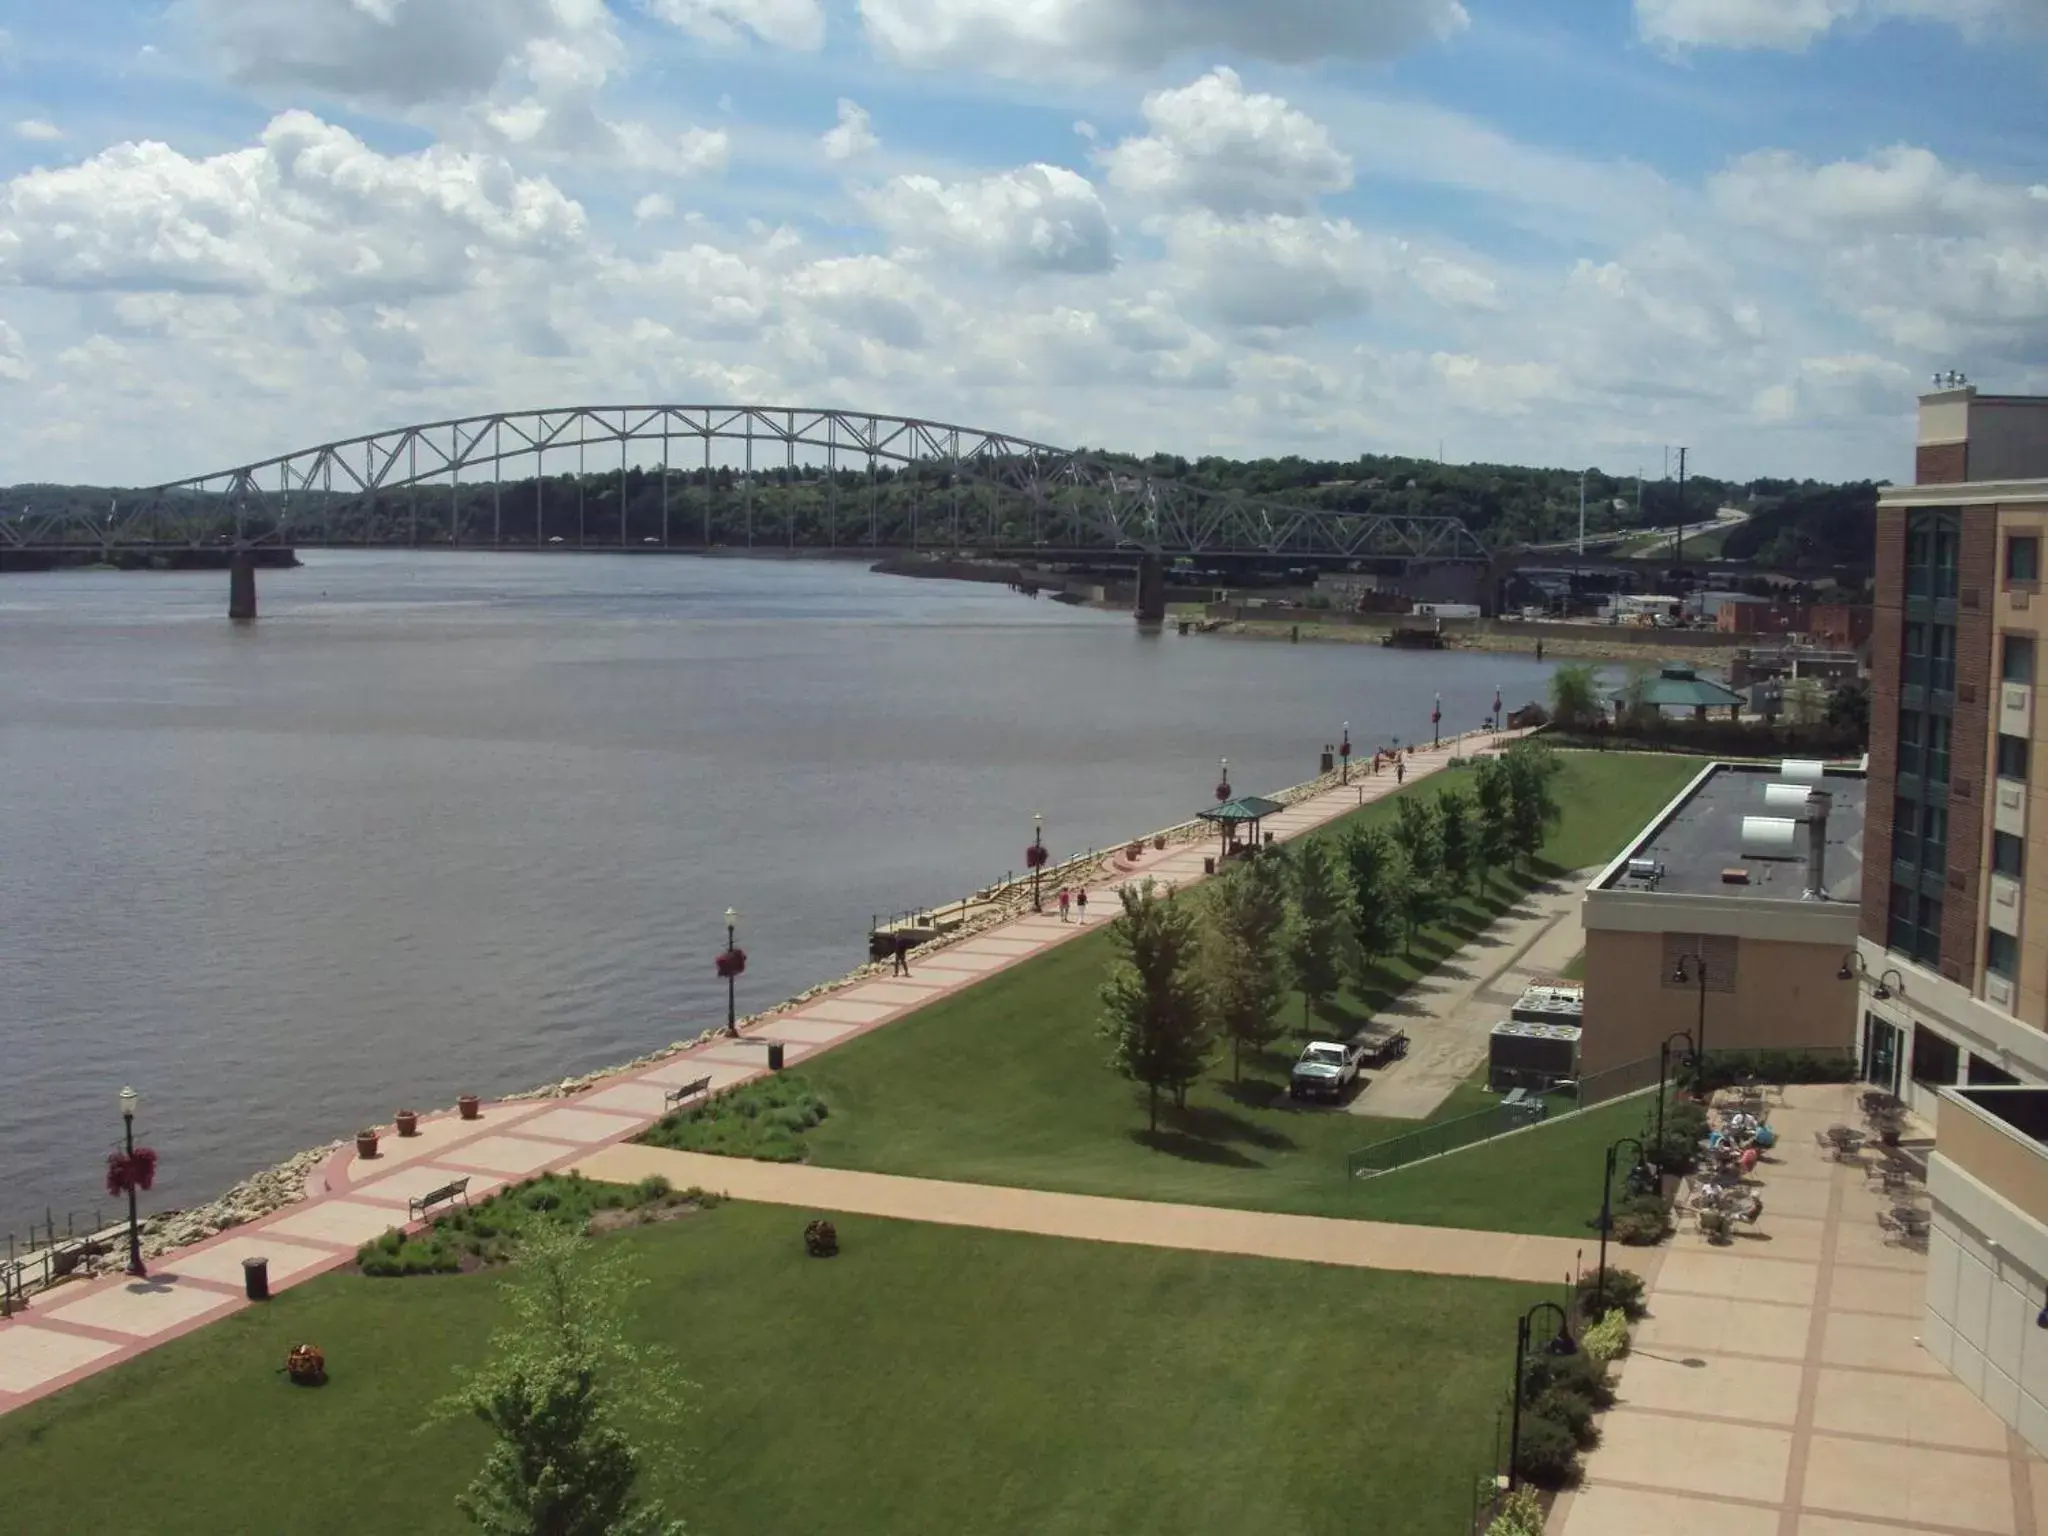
1523 1349 1614 1412
1696 1048 1856 1092
639 1073 829 1162
1611 1193 1672 1246
635 1174 673 1201
1511 1413 1580 1488
1580 1308 1631 1364
1576 1268 1647 1321
1483 1487 1545 1536
1530 1385 1599 1449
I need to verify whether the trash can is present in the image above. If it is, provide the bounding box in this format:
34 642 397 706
1203 856 1216 875
243 1256 271 1302
767 1042 786 1072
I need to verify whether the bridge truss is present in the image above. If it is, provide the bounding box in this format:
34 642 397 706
2 406 1489 564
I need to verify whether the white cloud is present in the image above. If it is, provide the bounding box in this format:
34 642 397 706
864 164 1114 273
1711 145 2038 239
0 112 590 302
1101 69 1351 215
0 318 28 381
13 119 62 142
858 0 1468 75
1636 0 2040 50
821 99 878 163
643 0 828 51
634 192 675 222
1752 355 1914 424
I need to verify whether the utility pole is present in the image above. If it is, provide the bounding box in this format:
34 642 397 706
1673 446 1689 580
1577 470 1587 560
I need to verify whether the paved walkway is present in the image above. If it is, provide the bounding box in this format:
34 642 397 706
0 729 1526 1418
574 1142 1593 1283
1556 1083 2046 1536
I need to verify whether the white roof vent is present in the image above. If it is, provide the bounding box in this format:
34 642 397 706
1764 783 1817 813
1742 816 1802 860
1780 759 1825 783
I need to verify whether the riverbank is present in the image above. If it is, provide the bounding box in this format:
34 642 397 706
1182 613 1744 667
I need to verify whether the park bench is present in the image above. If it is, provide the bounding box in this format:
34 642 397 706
407 1176 471 1223
664 1076 715 1110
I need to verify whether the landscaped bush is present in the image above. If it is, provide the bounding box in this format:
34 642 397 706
1575 1268 1647 1321
1580 1309 1631 1364
1648 1098 1709 1174
1610 1193 1672 1246
1522 1349 1614 1412
1510 1413 1580 1488
1697 1049 1856 1092
353 1172 718 1277
1530 1385 1599 1449
638 1073 829 1162
1483 1488 1545 1536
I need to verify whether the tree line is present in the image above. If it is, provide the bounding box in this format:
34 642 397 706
1099 744 1563 1129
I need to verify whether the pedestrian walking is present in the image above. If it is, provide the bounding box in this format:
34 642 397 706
1395 757 1405 785
892 931 911 976
1076 888 1089 922
1058 888 1071 922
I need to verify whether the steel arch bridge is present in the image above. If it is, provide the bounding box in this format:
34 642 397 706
4 405 1489 566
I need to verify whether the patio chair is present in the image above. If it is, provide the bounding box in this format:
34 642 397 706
1875 1210 1905 1246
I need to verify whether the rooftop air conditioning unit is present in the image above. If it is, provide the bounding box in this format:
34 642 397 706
1764 783 1816 812
1780 759 1825 783
1741 816 1801 860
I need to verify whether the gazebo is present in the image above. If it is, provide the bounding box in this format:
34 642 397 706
1198 795 1288 861
1612 664 1745 721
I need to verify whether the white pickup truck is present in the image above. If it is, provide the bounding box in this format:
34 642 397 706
1289 1039 1366 1100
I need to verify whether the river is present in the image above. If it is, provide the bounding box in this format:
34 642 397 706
0 552 1553 1238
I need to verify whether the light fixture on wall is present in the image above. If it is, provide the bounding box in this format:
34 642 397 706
2038 1284 2047 1331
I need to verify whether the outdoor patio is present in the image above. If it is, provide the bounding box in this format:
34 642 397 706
1557 1082 2048 1536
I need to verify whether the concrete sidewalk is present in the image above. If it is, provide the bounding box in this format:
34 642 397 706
574 1142 1599 1285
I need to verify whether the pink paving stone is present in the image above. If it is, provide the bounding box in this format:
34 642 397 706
160 1234 343 1288
41 1277 243 1338
574 1081 675 1116
357 1103 546 1174
795 999 897 1026
638 1059 758 1090
690 1042 785 1068
838 982 940 1006
952 939 1040 956
905 951 1007 975
753 1018 859 1045
348 1162 504 1207
0 1325 123 1394
265 1198 410 1247
514 1106 644 1145
436 1135 579 1178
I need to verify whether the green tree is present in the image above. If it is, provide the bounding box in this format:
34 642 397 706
1786 676 1826 726
1393 794 1442 884
1438 786 1475 893
1548 664 1601 730
1288 839 1348 1032
1341 825 1404 979
1503 742 1563 871
1202 855 1292 1081
1397 864 1445 955
1100 878 1213 1130
1473 755 1516 884
434 1225 689 1536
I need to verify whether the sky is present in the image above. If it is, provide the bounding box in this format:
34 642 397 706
0 0 2045 489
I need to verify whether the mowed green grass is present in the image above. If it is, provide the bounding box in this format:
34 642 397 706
795 752 1700 1229
0 1202 1542 1536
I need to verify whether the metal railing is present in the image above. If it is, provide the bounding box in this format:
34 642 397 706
3 1207 120 1312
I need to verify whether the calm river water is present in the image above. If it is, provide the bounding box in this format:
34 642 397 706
0 552 1552 1236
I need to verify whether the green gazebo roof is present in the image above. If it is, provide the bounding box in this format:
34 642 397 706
1199 795 1288 824
1611 664 1743 710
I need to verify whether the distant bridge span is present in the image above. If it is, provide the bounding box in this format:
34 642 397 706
4 405 1489 619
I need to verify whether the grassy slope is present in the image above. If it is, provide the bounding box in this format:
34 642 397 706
0 1203 1541 1536
797 752 1699 1229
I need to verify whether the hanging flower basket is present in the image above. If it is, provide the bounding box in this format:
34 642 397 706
716 946 748 980
1215 781 1231 802
105 1147 159 1199
1024 843 1049 870
804 1219 839 1258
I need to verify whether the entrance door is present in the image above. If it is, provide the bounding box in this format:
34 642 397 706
1863 1012 1902 1096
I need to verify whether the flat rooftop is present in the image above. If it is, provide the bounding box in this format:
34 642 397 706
1598 762 1866 901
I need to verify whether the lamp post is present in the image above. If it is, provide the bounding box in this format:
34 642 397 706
1655 1029 1697 1153
1493 686 1503 732
1672 953 1709 1096
1340 723 1352 783
1595 1135 1649 1312
1507 1301 1578 1491
1216 757 1231 802
1432 694 1441 749
118 1086 145 1277
718 907 744 1037
1028 813 1047 913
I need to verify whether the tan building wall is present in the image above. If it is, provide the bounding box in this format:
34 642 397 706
1995 505 2048 1024
1943 1097 2048 1227
1581 928 1858 1079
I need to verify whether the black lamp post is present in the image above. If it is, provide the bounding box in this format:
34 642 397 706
1432 694 1441 749
723 907 741 1037
1340 722 1352 783
1655 1029 1697 1153
119 1086 145 1277
1216 757 1231 802
1507 1301 1577 1490
1029 813 1047 914
1595 1135 1649 1313
1672 953 1709 1095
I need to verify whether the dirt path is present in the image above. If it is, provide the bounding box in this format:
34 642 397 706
1346 870 1594 1121
574 1143 1592 1284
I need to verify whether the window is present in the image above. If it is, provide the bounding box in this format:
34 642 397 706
1926 715 1952 785
1897 711 1923 776
1995 830 2026 878
1917 894 1943 968
1970 1054 2020 1086
1987 928 2020 981
1931 626 1956 693
1998 733 2030 782
1886 884 1943 968
1910 1026 1961 1086
1934 526 1960 598
1921 803 1947 872
2008 535 2041 584
1902 622 1928 687
2004 634 2037 684
1893 798 1920 865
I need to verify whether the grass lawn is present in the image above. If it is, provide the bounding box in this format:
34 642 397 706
788 751 1699 1229
0 1202 1542 1536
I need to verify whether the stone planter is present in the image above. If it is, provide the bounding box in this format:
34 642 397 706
458 1094 481 1121
395 1109 419 1138
1153 834 1167 850
1125 842 1143 861
355 1129 380 1160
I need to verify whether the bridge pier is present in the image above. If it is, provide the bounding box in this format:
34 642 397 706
228 555 257 621
1134 552 1167 625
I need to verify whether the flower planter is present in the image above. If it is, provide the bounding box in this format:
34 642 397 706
458 1094 481 1121
1153 834 1167 851
1125 842 1143 860
355 1129 380 1160
395 1109 419 1138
